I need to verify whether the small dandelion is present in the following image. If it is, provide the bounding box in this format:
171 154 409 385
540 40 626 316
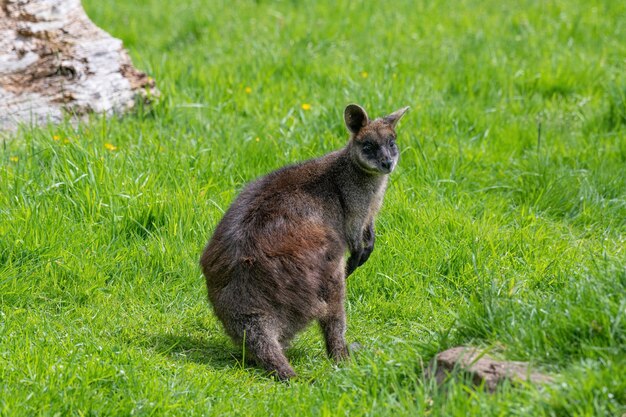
255 137 260 142
301 103 311 111
104 143 117 151
244 86 252 94
10 156 19 162
63 138 71 144
53 135 60 141
361 71 368 78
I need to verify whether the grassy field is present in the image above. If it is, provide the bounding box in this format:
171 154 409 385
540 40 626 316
1 0 625 415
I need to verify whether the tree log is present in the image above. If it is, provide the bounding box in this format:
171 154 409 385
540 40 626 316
425 346 554 393
0 0 158 131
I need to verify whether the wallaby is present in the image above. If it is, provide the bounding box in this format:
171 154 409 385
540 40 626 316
200 104 409 380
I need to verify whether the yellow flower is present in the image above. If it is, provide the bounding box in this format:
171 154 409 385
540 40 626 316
63 138 71 144
10 156 18 162
361 71 368 78
301 103 311 111
104 143 117 151
245 86 252 94
255 137 260 142
53 135 60 141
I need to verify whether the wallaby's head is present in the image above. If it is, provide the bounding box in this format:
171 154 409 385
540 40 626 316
344 104 409 175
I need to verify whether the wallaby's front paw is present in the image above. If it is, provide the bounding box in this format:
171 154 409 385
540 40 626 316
357 223 375 267
358 243 374 267
346 253 361 276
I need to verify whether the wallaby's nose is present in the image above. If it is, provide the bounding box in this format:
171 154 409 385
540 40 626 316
381 160 393 171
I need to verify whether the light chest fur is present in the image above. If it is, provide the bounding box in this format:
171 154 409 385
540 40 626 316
341 174 388 252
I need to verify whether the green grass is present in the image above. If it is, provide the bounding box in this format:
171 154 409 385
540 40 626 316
1 0 625 415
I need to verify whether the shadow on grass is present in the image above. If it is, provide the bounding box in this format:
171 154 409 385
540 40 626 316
148 332 240 370
147 332 320 380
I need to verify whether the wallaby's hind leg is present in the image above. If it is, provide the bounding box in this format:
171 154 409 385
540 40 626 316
242 319 296 381
321 261 350 361
320 310 349 361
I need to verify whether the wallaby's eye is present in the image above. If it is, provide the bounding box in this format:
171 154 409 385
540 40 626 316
389 140 397 149
362 142 375 153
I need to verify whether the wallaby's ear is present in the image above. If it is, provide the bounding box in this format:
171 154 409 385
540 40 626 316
384 106 410 128
344 104 369 135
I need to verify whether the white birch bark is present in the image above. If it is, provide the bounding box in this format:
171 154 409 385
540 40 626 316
0 0 158 131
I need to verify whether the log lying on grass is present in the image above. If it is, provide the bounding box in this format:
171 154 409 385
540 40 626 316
0 0 158 131
425 346 554 393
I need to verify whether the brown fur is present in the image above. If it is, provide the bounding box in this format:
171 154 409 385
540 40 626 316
200 104 408 380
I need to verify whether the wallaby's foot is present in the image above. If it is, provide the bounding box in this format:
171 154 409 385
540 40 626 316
243 321 296 381
330 344 349 362
251 345 296 381
272 365 297 381
320 314 349 362
243 352 296 381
